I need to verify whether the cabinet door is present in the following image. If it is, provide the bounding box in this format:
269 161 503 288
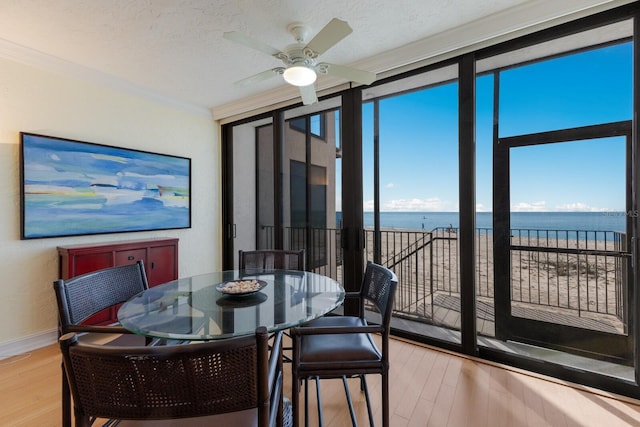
148 245 177 286
75 253 116 325
63 253 115 325
72 253 113 276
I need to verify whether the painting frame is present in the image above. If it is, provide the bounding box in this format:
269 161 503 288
20 132 191 239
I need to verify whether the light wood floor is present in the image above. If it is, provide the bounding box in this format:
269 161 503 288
2 337 640 427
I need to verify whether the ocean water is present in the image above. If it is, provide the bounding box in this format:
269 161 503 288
338 211 628 233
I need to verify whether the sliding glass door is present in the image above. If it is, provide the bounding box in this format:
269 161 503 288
495 124 632 363
223 97 347 281
223 115 273 267
478 18 637 376
283 101 342 278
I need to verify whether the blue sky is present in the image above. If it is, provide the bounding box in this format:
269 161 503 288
355 41 632 213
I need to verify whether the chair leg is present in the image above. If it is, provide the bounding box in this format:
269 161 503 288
342 376 357 427
360 375 374 427
74 409 92 427
61 363 71 427
292 372 300 427
314 377 324 426
304 379 309 427
382 372 390 427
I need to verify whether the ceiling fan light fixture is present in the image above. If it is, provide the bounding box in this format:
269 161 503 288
283 65 316 86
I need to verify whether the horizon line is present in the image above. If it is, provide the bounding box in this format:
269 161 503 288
343 210 631 213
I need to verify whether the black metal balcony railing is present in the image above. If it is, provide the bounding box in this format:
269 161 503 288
260 225 628 334
508 229 628 323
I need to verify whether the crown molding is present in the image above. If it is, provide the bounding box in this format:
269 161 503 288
0 37 213 118
213 0 634 121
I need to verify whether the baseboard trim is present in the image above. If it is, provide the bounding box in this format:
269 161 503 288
0 328 58 359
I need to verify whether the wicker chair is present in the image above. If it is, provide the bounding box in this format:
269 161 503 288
239 249 305 363
239 249 306 272
53 261 153 427
59 327 285 426
290 261 398 427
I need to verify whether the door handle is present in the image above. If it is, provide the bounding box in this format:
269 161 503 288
228 223 236 239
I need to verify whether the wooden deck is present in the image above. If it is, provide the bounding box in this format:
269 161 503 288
413 292 624 337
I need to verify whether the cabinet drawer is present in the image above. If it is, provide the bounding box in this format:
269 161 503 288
115 249 146 265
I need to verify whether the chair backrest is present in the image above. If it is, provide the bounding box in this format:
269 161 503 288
54 261 149 330
239 249 306 271
59 327 276 425
360 261 398 334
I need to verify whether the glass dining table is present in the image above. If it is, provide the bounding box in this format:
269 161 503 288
117 269 345 341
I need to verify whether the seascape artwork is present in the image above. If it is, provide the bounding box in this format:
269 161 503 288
20 133 191 239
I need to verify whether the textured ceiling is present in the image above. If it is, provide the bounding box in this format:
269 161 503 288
0 0 629 115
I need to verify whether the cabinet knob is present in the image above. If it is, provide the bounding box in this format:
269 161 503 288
151 262 156 269
128 255 135 261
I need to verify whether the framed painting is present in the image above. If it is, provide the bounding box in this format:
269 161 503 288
20 133 191 239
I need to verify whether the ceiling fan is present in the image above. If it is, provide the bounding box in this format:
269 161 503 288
223 18 376 105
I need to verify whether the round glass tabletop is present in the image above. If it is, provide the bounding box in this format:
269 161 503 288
117 270 345 341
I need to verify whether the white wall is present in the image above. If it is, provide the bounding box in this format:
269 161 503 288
0 57 220 355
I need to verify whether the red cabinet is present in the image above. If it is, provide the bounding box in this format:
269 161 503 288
58 238 179 324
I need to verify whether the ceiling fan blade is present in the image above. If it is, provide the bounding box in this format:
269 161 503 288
305 18 352 56
299 84 318 105
234 68 281 87
318 62 376 85
223 31 283 57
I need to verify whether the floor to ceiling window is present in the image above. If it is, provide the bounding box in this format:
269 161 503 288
361 64 463 345
284 107 339 275
223 97 345 280
476 18 635 384
223 4 640 399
